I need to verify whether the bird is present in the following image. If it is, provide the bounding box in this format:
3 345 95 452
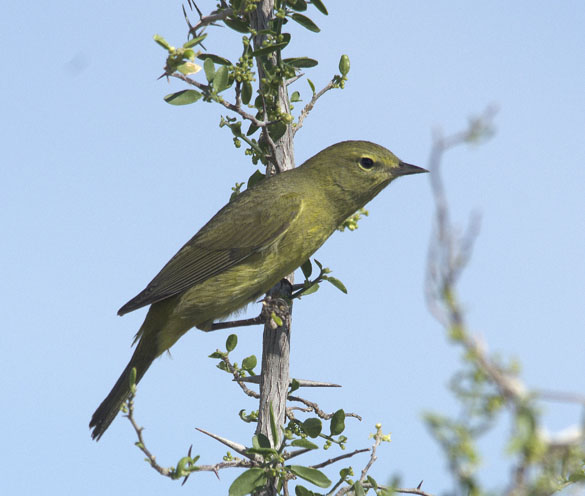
89 140 427 440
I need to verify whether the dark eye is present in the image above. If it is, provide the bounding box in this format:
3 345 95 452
359 157 374 169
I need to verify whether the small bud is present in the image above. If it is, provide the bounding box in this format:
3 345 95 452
339 54 350 76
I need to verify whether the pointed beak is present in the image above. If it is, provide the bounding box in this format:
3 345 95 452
395 161 429 176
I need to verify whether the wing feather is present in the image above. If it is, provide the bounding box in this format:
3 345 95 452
118 191 302 315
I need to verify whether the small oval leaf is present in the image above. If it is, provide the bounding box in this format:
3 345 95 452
330 409 345 435
203 58 215 82
214 65 231 92
325 276 347 294
291 13 320 32
291 439 318 449
197 53 232 66
153 34 171 50
302 418 322 438
226 334 238 352
312 0 328 15
164 90 202 105
252 41 289 57
241 81 253 105
183 33 207 48
224 17 250 33
242 355 257 371
283 57 318 68
289 466 331 488
300 259 312 279
229 468 267 496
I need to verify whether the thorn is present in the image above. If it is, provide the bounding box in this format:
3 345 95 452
417 480 424 489
196 427 251 458
235 376 341 388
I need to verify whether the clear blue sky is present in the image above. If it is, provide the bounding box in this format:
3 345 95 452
2 1 584 494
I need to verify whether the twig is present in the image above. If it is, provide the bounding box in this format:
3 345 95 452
125 393 172 476
310 448 369 469
287 395 362 421
294 79 335 135
186 7 234 36
171 73 279 129
221 355 260 399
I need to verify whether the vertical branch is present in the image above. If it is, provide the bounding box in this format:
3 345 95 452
249 0 295 453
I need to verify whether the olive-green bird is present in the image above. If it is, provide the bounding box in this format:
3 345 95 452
89 140 427 440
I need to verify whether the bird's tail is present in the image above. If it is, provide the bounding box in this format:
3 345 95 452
89 341 155 441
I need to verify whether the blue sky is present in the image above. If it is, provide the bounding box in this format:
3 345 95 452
2 1 584 494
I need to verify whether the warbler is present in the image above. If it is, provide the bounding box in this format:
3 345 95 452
90 140 427 440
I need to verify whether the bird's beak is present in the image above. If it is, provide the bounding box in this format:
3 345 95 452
395 161 429 176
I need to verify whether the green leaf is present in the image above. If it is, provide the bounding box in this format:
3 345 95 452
226 334 238 352
291 439 318 449
295 486 314 496
224 17 250 33
246 122 259 136
164 90 202 105
271 311 283 327
302 418 322 438
203 58 215 82
300 259 312 279
367 476 378 491
208 351 224 359
241 81 253 105
153 34 171 50
325 276 348 294
283 57 318 68
307 78 315 94
289 378 300 394
268 121 287 141
286 0 307 11
353 481 366 496
242 355 257 371
289 466 331 488
229 468 267 496
197 53 232 66
300 283 319 296
269 402 279 446
252 40 290 57
247 169 265 189
290 91 301 102
246 447 278 456
183 33 207 48
253 433 272 448
330 409 345 435
311 0 328 15
291 13 320 32
214 65 231 92
176 62 201 75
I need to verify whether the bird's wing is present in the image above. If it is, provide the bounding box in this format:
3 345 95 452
118 192 302 315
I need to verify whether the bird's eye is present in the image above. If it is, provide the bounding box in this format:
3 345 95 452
359 157 374 170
